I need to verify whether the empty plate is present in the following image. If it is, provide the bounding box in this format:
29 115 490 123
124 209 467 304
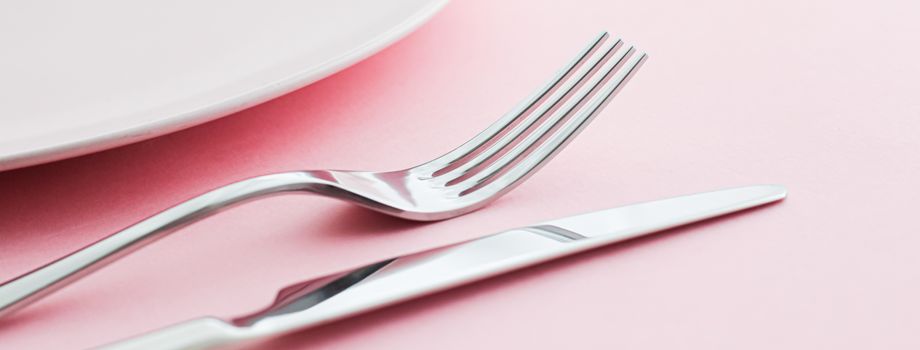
0 0 448 171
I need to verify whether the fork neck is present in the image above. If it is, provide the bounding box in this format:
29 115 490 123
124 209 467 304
173 171 343 208
229 170 341 196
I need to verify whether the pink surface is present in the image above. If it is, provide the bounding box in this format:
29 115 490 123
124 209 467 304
2 0 919 349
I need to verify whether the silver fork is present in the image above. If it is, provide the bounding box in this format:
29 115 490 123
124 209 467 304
0 32 645 318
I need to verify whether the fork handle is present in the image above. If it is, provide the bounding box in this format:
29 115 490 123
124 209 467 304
0 171 331 319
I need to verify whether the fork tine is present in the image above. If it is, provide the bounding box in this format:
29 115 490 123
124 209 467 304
448 43 636 194
417 32 610 174
433 38 623 184
459 49 647 198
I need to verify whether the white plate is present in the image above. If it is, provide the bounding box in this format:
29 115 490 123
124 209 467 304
0 0 447 171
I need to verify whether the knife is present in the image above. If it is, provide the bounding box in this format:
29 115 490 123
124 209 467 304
99 185 786 350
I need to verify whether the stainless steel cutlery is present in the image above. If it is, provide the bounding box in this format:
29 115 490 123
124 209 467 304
0 32 645 318
0 31 787 350
100 185 786 350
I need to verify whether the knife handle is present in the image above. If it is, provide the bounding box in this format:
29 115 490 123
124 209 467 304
97 317 241 350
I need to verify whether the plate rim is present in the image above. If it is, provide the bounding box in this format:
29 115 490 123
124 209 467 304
0 0 449 171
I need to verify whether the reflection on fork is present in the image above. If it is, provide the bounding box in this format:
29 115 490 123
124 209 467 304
0 32 646 318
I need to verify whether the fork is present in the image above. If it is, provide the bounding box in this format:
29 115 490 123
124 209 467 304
0 32 645 318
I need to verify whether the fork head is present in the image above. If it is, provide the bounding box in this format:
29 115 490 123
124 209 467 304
321 33 646 221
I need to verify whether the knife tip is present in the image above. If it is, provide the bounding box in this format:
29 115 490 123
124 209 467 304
752 184 788 202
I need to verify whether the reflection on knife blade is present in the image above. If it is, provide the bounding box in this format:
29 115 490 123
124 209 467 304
100 185 786 350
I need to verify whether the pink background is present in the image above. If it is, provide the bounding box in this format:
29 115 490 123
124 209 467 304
2 0 920 348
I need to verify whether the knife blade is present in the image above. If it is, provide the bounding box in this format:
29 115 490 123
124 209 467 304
99 185 786 350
